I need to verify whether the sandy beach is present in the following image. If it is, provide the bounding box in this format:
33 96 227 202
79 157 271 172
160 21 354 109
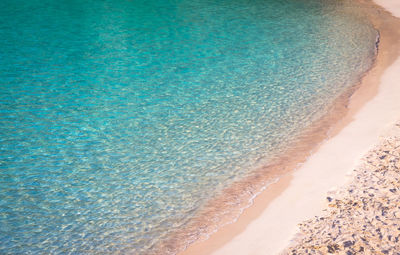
283 121 400 254
180 1 400 254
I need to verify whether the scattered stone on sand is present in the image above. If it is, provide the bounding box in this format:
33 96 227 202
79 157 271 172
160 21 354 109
282 122 400 254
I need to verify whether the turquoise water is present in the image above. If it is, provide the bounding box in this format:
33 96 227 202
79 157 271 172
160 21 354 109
0 0 378 254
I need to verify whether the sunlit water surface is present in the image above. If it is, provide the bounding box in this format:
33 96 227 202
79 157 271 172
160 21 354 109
0 0 378 253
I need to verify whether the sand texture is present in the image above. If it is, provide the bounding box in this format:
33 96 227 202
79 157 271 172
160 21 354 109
374 0 400 18
283 121 400 255
180 1 400 254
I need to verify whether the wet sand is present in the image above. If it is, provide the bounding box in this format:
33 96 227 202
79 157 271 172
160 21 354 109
180 0 400 254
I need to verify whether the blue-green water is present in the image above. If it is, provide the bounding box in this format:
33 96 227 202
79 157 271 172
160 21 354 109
0 0 378 253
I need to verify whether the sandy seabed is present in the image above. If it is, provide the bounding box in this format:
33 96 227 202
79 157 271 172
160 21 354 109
180 0 400 254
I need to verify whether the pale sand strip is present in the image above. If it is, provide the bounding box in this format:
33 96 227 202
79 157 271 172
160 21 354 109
181 1 400 254
209 59 400 255
374 0 400 18
282 121 400 254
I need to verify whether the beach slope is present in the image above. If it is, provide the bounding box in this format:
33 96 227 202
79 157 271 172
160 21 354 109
181 1 400 254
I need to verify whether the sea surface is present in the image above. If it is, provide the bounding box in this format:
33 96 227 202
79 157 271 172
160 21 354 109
0 0 378 254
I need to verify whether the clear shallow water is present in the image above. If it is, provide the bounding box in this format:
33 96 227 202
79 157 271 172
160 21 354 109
0 0 377 253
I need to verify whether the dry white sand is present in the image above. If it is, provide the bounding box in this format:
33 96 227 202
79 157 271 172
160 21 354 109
204 2 400 255
209 61 400 255
374 0 400 18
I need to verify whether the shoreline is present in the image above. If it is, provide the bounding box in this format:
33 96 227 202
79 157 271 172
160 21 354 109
179 1 400 254
282 120 400 254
